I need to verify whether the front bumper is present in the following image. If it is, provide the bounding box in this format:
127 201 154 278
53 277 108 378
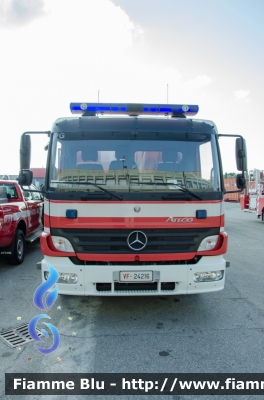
41 255 227 296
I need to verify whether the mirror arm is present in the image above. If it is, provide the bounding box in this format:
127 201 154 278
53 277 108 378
224 188 245 194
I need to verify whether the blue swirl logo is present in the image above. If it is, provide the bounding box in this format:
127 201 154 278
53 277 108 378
28 264 60 354
33 265 59 310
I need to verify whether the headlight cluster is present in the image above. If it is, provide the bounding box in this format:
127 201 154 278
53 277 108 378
194 270 223 282
44 271 78 284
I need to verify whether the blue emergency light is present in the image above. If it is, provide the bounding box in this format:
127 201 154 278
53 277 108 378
70 102 199 117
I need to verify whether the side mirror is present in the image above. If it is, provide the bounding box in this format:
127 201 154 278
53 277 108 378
236 173 246 190
20 134 31 170
18 170 33 186
236 138 247 172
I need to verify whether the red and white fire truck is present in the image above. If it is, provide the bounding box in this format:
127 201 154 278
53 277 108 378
18 102 247 296
0 180 43 264
241 169 264 220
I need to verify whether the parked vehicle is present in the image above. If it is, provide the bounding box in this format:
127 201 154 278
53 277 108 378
1 175 10 180
0 181 43 264
240 169 264 221
18 102 247 296
30 167 46 189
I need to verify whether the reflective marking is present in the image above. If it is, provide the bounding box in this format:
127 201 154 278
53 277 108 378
4 215 13 222
48 201 222 218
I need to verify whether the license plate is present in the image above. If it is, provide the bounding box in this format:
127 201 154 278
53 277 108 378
119 271 153 282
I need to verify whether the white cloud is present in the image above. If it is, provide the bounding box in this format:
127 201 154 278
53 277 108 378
42 0 143 52
0 0 145 173
149 72 213 104
183 75 212 90
0 0 261 174
162 67 182 84
234 90 250 100
0 0 47 27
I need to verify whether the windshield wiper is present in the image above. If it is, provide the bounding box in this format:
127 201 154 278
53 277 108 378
168 183 203 200
52 181 123 200
130 182 203 200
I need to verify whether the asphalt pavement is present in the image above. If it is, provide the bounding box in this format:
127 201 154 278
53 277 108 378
0 202 264 400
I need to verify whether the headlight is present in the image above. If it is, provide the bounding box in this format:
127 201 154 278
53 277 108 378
51 236 74 252
198 235 218 251
194 270 224 282
44 271 78 284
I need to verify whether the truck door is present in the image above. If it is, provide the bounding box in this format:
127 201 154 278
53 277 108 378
23 185 43 232
30 185 43 229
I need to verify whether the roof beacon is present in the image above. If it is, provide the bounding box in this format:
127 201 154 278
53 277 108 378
70 102 199 117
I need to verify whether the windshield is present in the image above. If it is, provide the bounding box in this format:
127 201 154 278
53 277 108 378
49 131 220 196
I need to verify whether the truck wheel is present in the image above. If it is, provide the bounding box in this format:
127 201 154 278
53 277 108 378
8 229 25 265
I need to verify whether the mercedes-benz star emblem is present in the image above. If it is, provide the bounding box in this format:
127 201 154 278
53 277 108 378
127 231 148 251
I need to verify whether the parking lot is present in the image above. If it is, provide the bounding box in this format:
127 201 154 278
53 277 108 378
0 202 264 400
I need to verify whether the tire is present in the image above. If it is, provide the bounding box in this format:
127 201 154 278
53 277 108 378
8 229 25 265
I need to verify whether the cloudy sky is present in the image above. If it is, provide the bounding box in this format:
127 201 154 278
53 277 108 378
0 0 263 175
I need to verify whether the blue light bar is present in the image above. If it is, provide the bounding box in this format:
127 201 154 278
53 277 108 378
70 102 199 117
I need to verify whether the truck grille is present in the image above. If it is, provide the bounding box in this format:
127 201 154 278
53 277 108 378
51 228 219 254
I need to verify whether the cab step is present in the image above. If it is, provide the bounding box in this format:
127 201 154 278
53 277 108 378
25 229 42 243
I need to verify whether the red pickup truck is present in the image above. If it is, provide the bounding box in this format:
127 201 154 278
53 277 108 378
0 180 43 264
